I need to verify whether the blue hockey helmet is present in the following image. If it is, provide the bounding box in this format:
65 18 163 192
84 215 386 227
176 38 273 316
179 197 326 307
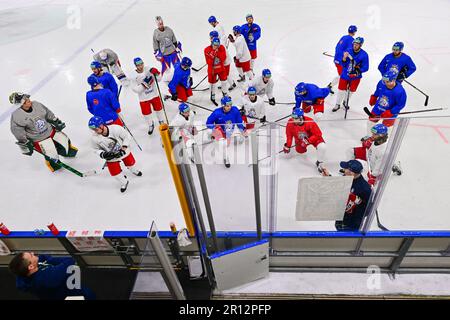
353 37 364 45
340 160 363 174
208 16 217 24
221 95 232 106
90 61 102 69
211 37 220 46
371 123 388 135
209 30 219 38
133 57 144 65
295 82 307 96
87 75 100 87
392 41 404 51
262 69 272 78
233 25 242 34
292 107 304 118
247 86 257 95
88 116 105 129
382 70 398 82
178 103 190 113
181 57 192 67
348 25 357 34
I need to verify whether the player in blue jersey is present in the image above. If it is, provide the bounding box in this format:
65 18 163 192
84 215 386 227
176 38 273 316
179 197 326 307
378 42 416 83
367 70 407 133
295 82 332 120
90 61 119 97
86 75 123 126
240 13 261 72
206 96 246 168
168 57 193 103
328 25 357 90
332 37 369 113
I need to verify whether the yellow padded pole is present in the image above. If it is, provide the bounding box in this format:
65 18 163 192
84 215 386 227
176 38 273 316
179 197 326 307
159 124 195 236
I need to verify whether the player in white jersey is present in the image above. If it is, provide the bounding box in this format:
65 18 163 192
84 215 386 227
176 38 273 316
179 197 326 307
88 116 142 193
240 86 266 130
171 103 197 161
208 16 228 48
93 48 128 85
130 57 165 135
228 25 253 84
248 69 275 105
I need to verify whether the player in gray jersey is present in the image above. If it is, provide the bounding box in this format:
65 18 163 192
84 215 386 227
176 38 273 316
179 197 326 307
9 92 78 172
153 16 181 77
93 48 128 84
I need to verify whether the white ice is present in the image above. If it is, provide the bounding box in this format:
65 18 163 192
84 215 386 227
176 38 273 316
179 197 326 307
1 0 449 233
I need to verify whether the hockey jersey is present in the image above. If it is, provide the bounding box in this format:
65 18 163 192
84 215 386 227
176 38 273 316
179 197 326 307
130 67 161 101
92 71 118 97
295 83 330 108
232 35 251 62
240 23 261 51
168 63 191 94
240 95 266 123
371 80 407 116
249 76 274 99
86 88 121 124
285 116 324 148
378 52 416 79
334 35 354 64
204 44 227 74
206 106 245 134
93 48 119 67
170 112 196 142
91 124 131 162
340 47 369 81
153 26 177 56
367 141 387 177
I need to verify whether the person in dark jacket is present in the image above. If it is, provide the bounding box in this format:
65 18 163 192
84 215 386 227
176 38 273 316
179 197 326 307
8 252 95 300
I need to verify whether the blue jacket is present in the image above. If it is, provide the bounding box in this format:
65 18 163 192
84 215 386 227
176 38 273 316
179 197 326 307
240 23 261 51
206 106 245 134
16 255 95 300
168 63 191 94
334 35 354 64
371 80 407 116
86 88 121 124
92 72 118 97
340 47 369 80
295 84 330 108
342 176 372 230
378 52 416 79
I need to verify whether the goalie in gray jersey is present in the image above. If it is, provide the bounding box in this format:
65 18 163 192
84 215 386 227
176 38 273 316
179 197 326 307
93 48 128 85
88 116 142 193
9 92 78 172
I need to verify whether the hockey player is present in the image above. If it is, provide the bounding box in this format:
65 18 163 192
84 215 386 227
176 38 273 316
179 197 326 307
130 57 165 135
240 13 261 71
153 16 181 77
228 25 253 84
210 31 236 92
240 86 266 130
170 103 197 162
329 25 357 89
88 116 142 193
90 61 119 97
367 70 407 133
378 42 416 83
204 37 228 104
248 69 275 105
294 82 332 121
9 92 78 172
168 57 193 103
93 48 128 84
208 16 228 46
283 108 327 174
86 75 123 126
332 37 369 112
206 96 247 168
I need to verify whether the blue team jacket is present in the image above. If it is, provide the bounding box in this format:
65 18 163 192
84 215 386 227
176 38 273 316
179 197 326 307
240 23 261 51
334 35 354 64
86 88 121 123
378 52 416 78
372 80 407 116
206 106 245 133
340 47 369 80
92 72 119 97
168 63 191 94
295 83 331 108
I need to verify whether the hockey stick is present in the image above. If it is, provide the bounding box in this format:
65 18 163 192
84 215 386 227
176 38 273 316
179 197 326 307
403 80 429 106
118 114 142 151
375 210 389 231
250 144 297 165
153 73 170 124
32 147 96 178
192 63 207 72
322 51 334 58
363 106 446 117
192 87 209 92
263 101 295 105
183 100 214 113
192 75 208 89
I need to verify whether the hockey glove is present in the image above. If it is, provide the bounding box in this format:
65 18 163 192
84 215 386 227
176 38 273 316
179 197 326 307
100 151 118 161
349 68 361 78
381 110 395 119
260 115 267 123
154 50 163 62
171 92 178 101
150 68 160 76
369 111 380 123
228 34 235 43
239 107 246 116
115 149 126 158
189 77 193 87
268 98 276 106
367 172 377 186
283 143 290 154
397 71 406 82
369 95 378 106
176 41 183 53
49 118 66 131
233 56 238 64
361 136 373 149
16 140 34 156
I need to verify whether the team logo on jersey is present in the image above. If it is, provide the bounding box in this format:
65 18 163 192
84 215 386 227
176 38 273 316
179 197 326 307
35 118 47 134
93 99 99 105
248 108 256 117
164 37 172 48
389 64 400 74
379 95 389 108
214 57 220 65
297 131 308 140
224 120 233 132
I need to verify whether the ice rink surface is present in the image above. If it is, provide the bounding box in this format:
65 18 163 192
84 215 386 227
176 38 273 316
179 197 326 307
1 0 449 232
